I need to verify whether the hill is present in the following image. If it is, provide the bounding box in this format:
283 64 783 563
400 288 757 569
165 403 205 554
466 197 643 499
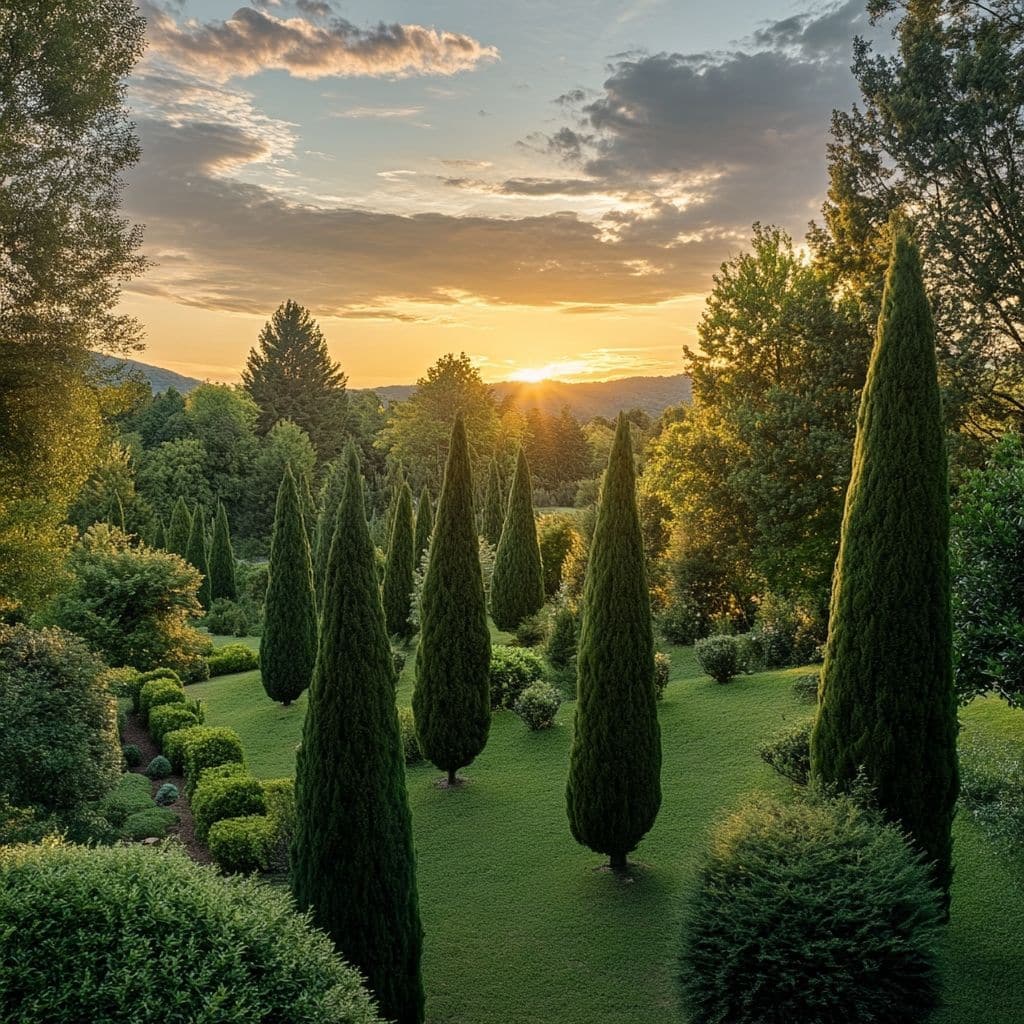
92 353 202 394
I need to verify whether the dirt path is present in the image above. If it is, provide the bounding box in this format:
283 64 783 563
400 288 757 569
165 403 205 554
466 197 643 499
121 712 211 865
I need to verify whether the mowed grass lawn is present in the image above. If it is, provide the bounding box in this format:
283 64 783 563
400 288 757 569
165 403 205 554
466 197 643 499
195 636 1024 1024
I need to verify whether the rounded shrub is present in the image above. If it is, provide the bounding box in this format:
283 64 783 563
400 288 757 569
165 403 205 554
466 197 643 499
207 642 259 677
154 782 179 807
397 706 423 765
695 635 743 684
132 668 181 713
192 771 267 842
144 755 172 780
513 612 548 648
122 807 176 841
97 774 155 828
758 720 812 785
793 672 821 705
181 727 245 797
138 676 186 724
162 725 202 774
149 702 201 749
208 815 276 874
653 651 671 700
490 645 546 710
513 682 562 731
0 842 383 1023
122 744 142 768
99 666 143 700
681 790 943 1024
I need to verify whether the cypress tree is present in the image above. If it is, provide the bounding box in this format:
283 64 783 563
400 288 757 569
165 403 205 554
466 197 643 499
566 414 661 872
413 415 491 787
152 516 165 551
383 482 416 639
209 502 237 602
413 487 433 569
260 467 317 706
298 469 316 548
166 496 192 559
490 447 545 630
314 458 348 608
185 511 211 610
811 229 958 905
292 448 424 1024
481 458 504 545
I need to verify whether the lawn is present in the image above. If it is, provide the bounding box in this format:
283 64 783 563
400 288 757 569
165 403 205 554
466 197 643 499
189 641 1024 1024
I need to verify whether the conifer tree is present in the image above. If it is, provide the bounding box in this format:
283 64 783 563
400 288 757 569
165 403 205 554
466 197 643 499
481 459 504 545
811 229 958 904
260 467 317 706
152 516 165 551
298 469 317 548
314 457 348 607
566 414 661 872
413 487 433 568
383 482 416 639
209 502 237 602
413 415 491 786
185 511 211 610
292 448 424 1024
166 496 192 559
490 447 545 629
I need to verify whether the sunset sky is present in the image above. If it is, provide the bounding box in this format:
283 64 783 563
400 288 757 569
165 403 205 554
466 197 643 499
121 0 878 387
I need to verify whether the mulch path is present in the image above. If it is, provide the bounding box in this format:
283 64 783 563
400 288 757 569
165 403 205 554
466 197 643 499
121 712 211 865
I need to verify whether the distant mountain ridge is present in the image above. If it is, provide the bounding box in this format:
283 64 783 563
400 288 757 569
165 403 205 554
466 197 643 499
93 353 691 421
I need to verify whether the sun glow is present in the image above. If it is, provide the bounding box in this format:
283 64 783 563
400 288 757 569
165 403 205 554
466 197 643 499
506 359 593 383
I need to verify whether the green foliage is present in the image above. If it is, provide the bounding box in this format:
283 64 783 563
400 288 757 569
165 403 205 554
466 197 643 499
567 415 661 870
139 676 186 724
122 806 177 841
166 496 193 559
208 814 277 874
249 419 318 539
185 511 211 610
209 502 238 602
397 707 423 765
414 416 492 785
383 482 416 638
491 448 546 630
812 231 959 903
99 665 142 700
0 842 383 1023
149 701 200 750
513 682 562 731
208 642 259 677
695 635 746 684
0 625 121 813
122 744 141 768
313 456 348 608
681 790 943 1024
263 777 296 870
758 721 812 785
750 592 823 668
205 598 254 637
793 672 820 705
513 611 548 648
490 645 546 711
293 444 424 1024
653 651 670 701
413 487 433 568
47 525 208 674
181 727 245 797
192 771 267 842
154 782 179 807
537 515 580 597
97 773 155 828
958 736 1024 851
481 458 504 546
145 755 172 780
261 467 317 705
545 603 578 670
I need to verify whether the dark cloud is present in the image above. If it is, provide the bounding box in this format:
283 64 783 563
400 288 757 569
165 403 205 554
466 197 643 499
141 2 498 82
752 1 868 58
442 176 611 197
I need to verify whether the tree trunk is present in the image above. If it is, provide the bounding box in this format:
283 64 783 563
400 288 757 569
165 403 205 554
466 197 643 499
447 767 457 787
609 851 628 873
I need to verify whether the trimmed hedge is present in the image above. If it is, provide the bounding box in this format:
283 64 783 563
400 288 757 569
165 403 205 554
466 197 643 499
149 703 201 748
207 643 259 677
138 677 186 724
182 728 245 797
122 807 177 841
489 645 546 711
192 771 267 842
96 774 154 828
144 755 172 780
130 668 181 713
208 815 277 874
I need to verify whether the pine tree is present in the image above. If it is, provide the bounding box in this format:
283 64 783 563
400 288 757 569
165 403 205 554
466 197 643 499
481 458 504 545
413 487 433 568
413 415 491 787
209 502 237 602
260 467 318 706
152 516 166 550
566 414 661 872
383 482 416 639
185 511 211 610
166 496 192 559
811 229 958 905
292 448 424 1024
490 447 545 630
313 457 348 608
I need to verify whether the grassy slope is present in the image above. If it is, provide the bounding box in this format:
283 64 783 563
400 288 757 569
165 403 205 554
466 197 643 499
190 642 1024 1024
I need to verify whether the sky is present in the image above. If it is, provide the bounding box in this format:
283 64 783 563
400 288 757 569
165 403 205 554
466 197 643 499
120 0 878 387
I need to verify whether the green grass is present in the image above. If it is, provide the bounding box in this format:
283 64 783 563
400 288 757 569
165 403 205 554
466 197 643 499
189 645 1024 1024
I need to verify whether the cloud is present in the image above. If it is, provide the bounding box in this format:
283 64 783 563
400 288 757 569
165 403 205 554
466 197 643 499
752 0 867 58
141 3 499 82
442 176 611 197
333 106 423 119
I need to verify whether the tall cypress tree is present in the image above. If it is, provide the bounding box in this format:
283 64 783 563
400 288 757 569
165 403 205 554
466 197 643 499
566 414 661 872
292 448 424 1024
260 467 317 706
413 415 491 787
166 496 192 559
490 447 545 630
313 457 348 608
298 469 316 548
413 487 433 568
811 229 958 904
383 482 416 639
209 502 237 602
481 458 504 546
152 516 165 551
185 511 211 610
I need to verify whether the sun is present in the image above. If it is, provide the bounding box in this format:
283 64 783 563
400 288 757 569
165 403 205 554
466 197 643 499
508 367 549 383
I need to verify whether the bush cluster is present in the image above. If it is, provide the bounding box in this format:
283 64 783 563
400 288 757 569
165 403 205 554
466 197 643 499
513 682 562 730
192 768 267 842
149 702 202 748
207 815 277 874
490 645 546 710
758 720 812 785
513 612 548 648
122 807 176 841
182 727 246 797
97 773 154 828
207 642 259 677
397 706 423 765
138 675 186 723
204 597 254 637
750 592 824 668
129 668 181 713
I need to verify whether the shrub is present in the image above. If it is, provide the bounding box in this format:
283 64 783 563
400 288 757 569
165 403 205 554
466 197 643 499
122 807 177 841
513 611 548 648
182 727 245 797
263 778 296 870
793 672 820 705
751 592 824 668
208 815 277 874
138 676 186 724
204 598 251 637
545 604 578 670
653 651 671 700
192 771 267 842
0 842 383 1023
695 634 744 684
207 642 259 677
162 726 201 773
144 755 172 780
758 720 812 784
537 515 581 597
0 625 121 813
513 682 562 730
154 783 179 807
657 595 705 646
130 667 179 712
397 706 423 765
99 666 142 700
97 774 154 828
148 703 201 748
122 744 142 768
490 645 546 710
391 648 407 678
177 652 212 683
959 736 1024 849
681 791 943 1024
